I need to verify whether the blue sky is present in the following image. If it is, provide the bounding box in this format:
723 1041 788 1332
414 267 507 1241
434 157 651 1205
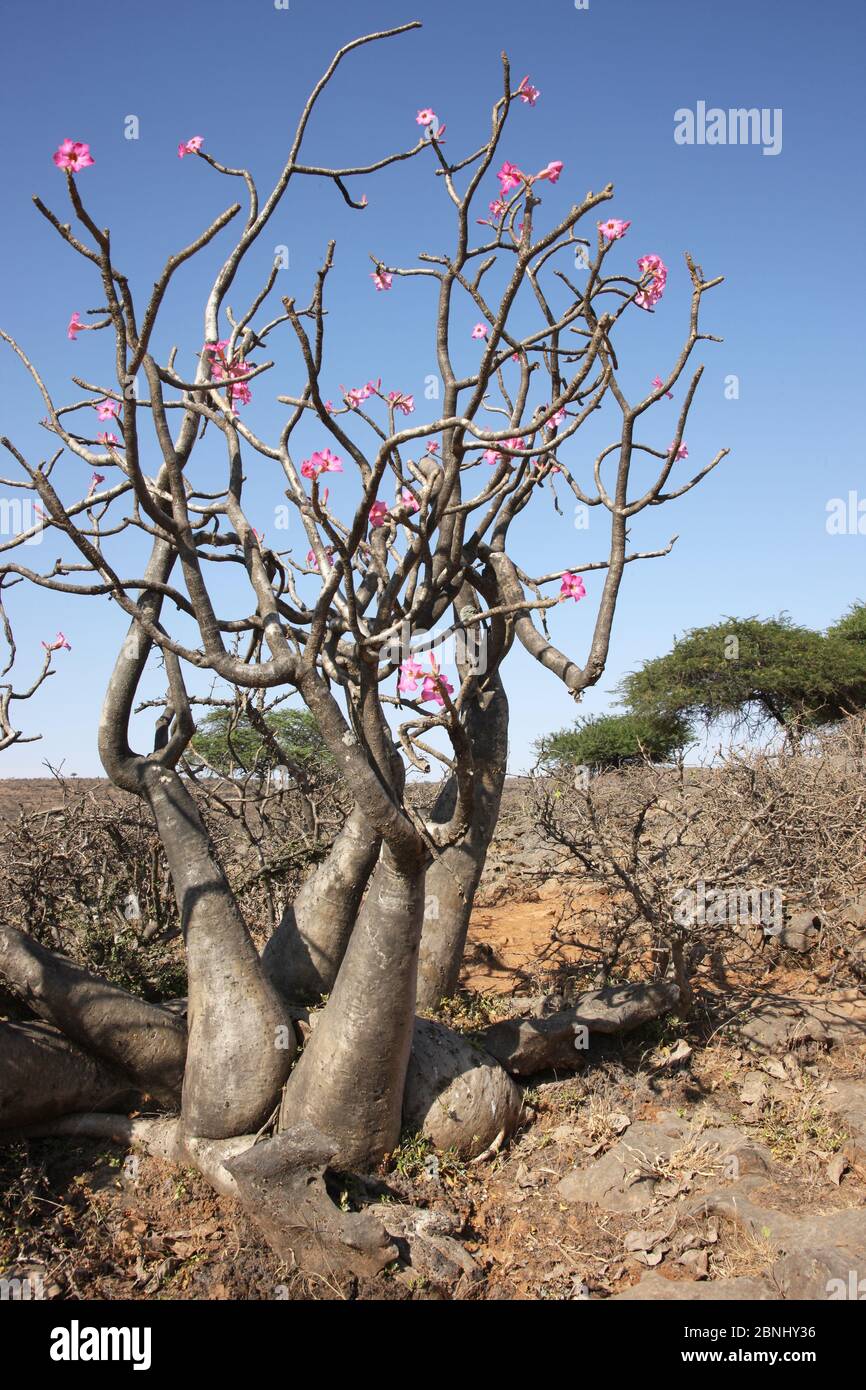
0 0 863 775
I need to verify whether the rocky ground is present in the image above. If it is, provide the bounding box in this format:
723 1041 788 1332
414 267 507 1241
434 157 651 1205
1 778 865 1301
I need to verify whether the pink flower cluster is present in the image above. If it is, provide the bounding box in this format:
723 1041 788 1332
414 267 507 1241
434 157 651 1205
496 159 563 196
398 653 455 706
203 341 253 408
598 218 631 241
560 572 586 602
415 108 446 139
636 254 668 311
53 140 94 172
301 448 343 481
485 436 525 465
306 545 335 569
371 269 392 292
387 391 415 415
517 76 541 105
652 375 674 400
344 379 381 408
369 499 389 528
178 136 204 159
42 632 71 653
497 162 525 195
669 441 688 460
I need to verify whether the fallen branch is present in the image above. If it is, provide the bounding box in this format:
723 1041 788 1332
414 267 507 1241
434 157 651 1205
478 980 680 1076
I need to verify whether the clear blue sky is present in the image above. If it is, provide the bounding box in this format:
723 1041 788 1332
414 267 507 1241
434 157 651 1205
1 0 864 775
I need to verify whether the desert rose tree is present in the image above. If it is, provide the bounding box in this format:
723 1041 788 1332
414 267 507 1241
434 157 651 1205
0 24 727 1271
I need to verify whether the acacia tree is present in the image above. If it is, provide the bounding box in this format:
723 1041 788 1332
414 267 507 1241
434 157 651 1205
621 614 866 735
0 24 726 1270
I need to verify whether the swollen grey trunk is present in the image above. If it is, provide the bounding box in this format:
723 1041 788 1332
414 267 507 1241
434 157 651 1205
261 804 381 1001
0 923 186 1103
416 676 509 1011
141 763 295 1138
278 847 424 1169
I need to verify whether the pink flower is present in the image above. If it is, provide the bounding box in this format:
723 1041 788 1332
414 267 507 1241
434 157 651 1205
485 437 523 464
638 253 667 279
560 572 586 602
87 471 105 496
178 136 204 159
652 375 674 400
398 657 424 694
53 140 94 173
669 441 688 460
532 456 561 474
301 448 343 480
517 76 541 106
488 199 507 220
306 546 335 569
598 218 631 241
400 488 420 514
387 391 415 416
369 500 389 528
416 108 437 127
420 654 454 706
635 254 668 311
67 312 83 341
371 270 393 292
497 161 525 195
97 431 120 447
42 631 71 653
229 376 252 409
471 323 488 340
549 406 567 427
203 342 253 408
343 378 381 408
95 399 119 421
203 341 229 381
426 440 439 454
535 161 564 184
324 400 335 413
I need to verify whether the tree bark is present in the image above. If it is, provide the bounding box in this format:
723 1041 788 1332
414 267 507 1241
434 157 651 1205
403 1016 522 1156
0 1021 139 1130
141 763 296 1139
416 675 509 1011
94 537 297 1140
0 923 186 1104
261 803 381 1001
279 846 424 1169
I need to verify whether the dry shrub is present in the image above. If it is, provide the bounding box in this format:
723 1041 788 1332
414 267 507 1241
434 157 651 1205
0 768 347 1000
533 714 866 1004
